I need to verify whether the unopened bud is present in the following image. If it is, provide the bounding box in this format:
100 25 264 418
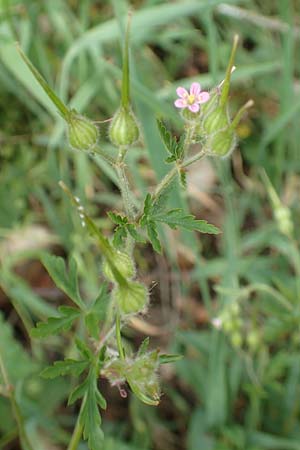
109 106 140 146
67 111 99 151
114 280 148 315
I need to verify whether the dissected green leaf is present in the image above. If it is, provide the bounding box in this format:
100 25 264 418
109 212 145 248
107 212 127 226
141 194 153 225
157 119 185 163
113 226 128 247
147 221 162 253
41 254 85 309
80 367 106 450
41 359 89 379
127 224 146 243
31 306 81 338
153 209 220 234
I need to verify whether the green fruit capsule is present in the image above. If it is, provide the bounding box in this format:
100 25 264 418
209 128 236 157
114 281 148 315
203 105 229 136
67 111 99 151
103 250 135 282
109 106 140 147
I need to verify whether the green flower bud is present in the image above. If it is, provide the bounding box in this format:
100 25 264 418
114 281 148 315
67 111 99 152
109 106 140 146
103 250 135 282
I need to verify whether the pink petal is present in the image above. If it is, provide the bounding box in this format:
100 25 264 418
190 82 201 96
188 103 200 113
197 91 210 104
176 86 188 98
174 98 187 108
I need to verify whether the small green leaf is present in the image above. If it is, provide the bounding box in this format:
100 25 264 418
107 212 127 226
153 209 220 234
41 359 89 379
127 224 146 243
31 306 81 338
159 354 183 364
41 254 85 309
157 119 185 162
147 221 162 254
113 226 128 248
141 194 153 223
157 119 177 155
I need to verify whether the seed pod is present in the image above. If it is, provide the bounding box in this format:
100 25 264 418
203 105 230 136
103 250 135 282
109 106 140 146
67 111 99 151
206 100 254 158
208 127 236 157
114 280 148 315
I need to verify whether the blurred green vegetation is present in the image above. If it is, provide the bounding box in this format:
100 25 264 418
0 0 300 449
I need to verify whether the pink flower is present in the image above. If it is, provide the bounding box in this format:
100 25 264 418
174 82 210 113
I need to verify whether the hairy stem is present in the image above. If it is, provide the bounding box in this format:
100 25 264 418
116 313 125 360
115 146 136 255
115 146 136 218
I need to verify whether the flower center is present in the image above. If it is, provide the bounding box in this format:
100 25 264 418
187 94 195 105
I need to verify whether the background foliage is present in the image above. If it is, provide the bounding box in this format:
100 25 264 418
0 0 300 449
